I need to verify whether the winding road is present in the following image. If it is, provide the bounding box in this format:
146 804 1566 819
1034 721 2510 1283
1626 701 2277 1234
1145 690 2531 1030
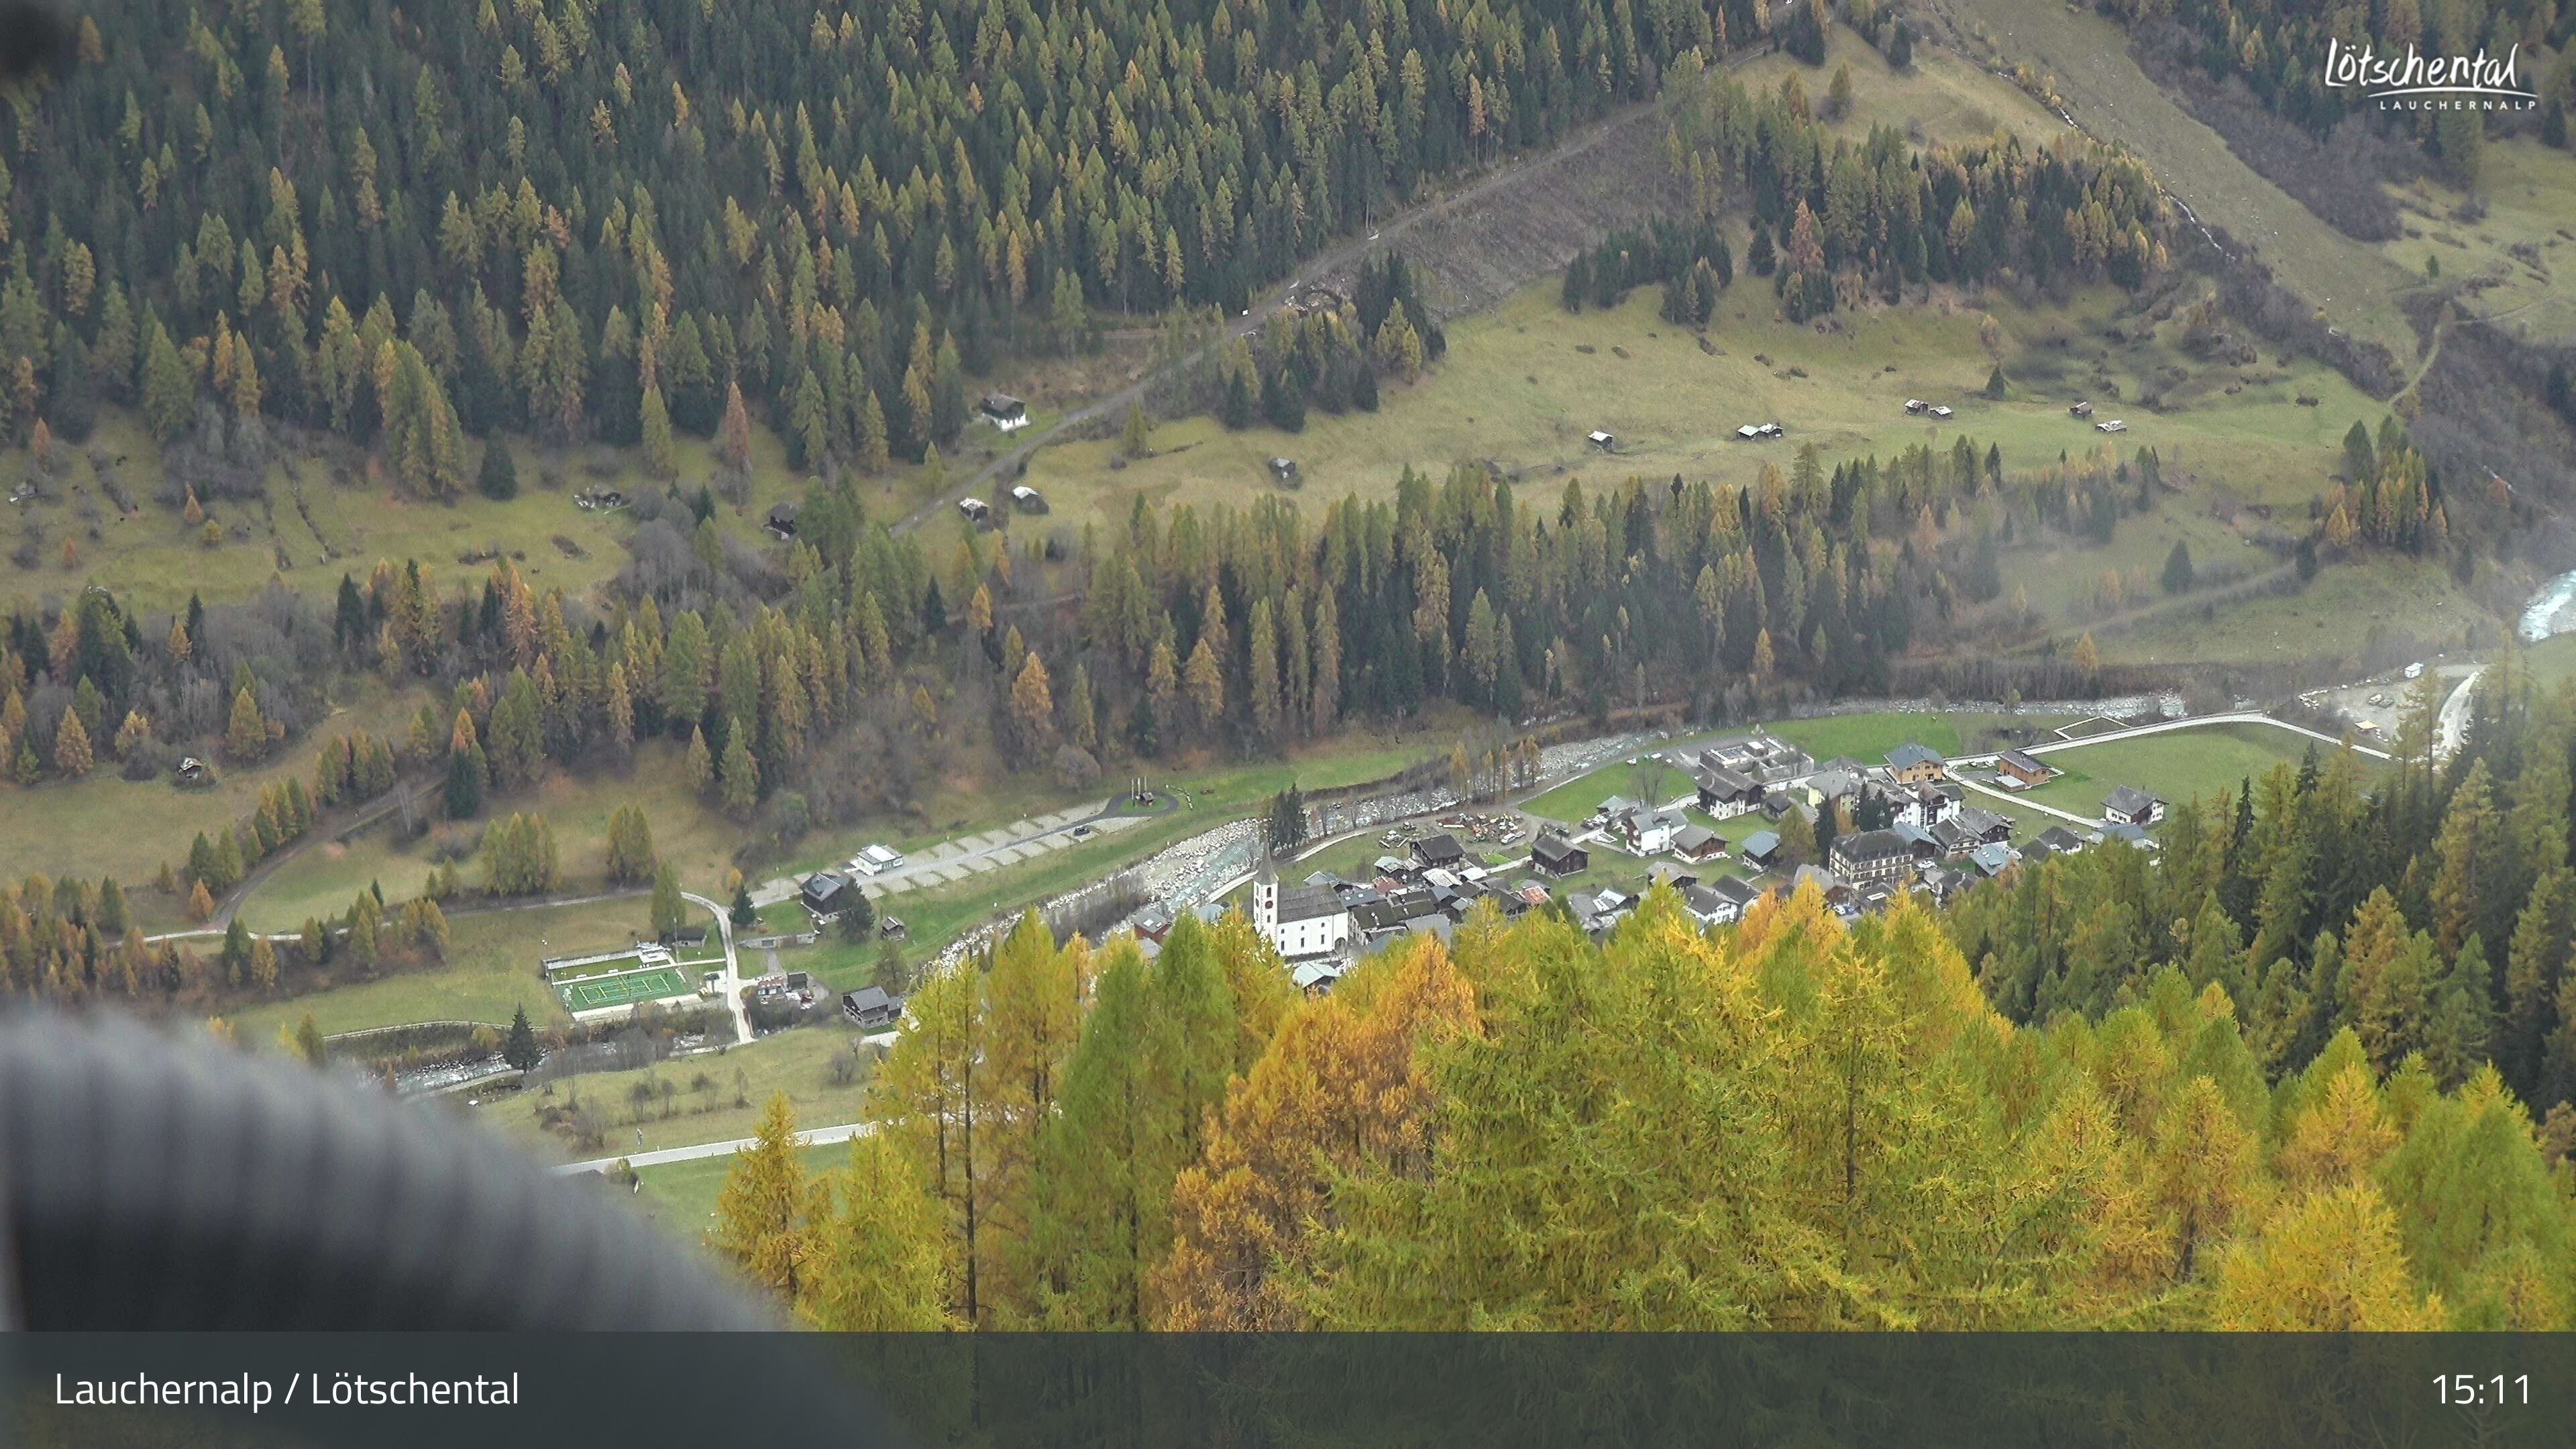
677 890 750 1046
551 1116 878 1176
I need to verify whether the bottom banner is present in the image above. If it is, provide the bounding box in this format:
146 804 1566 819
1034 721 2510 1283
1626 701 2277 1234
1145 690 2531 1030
6 1332 2569 1448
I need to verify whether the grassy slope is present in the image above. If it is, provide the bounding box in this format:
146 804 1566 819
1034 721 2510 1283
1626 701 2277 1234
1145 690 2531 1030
466 1022 876 1161
2017 721 2349 819
1933 0 2422 361
235 737 746 930
229 894 666 1039
1732 19 2067 147
2098 555 2491 667
0 678 432 929
2383 140 2576 346
6 410 952 619
1024 280 2381 549
1770 712 1965 763
621 1140 847 1247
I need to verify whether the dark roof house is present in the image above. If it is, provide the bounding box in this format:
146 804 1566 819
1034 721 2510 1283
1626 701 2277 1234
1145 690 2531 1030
1671 823 1727 862
2104 786 2165 826
799 869 857 918
841 985 903 1027
1530 830 1589 876
1413 833 1466 868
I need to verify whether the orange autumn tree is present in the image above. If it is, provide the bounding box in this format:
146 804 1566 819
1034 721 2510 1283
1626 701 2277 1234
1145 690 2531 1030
1156 932 1479 1329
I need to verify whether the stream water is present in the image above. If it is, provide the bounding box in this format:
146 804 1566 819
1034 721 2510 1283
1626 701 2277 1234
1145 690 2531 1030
2520 569 2576 644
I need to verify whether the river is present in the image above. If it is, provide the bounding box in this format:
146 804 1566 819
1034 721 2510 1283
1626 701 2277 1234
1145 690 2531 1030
2520 569 2576 643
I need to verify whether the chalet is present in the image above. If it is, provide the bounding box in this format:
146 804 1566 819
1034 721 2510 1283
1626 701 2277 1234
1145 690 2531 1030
1904 398 1929 415
1741 829 1784 871
1884 741 1947 784
1587 430 1617 452
2069 400 2095 419
1371 855 1416 885
2021 839 2057 867
1996 749 2053 787
572 487 626 512
979 393 1028 429
1567 887 1637 936
1611 806 1682 857
1929 405 1954 419
1758 423 1784 438
1967 841 2016 877
174 756 210 784
1010 484 1047 513
957 497 993 522
2096 419 2128 434
1412 833 1467 870
1830 828 1915 886
1693 765 1764 819
1805 767 1866 807
1916 865 1966 904
840 986 904 1029
1130 904 1177 943
2102 822 2157 849
765 502 799 539
1646 864 1701 894
1869 779 1959 830
1252 873 1351 961
1684 875 1766 927
2035 824 2090 856
799 870 860 923
1349 896 1415 941
1291 961 1348 993
1268 457 1301 485
1953 807 2014 848
1733 422 1785 441
1530 830 1589 877
1792 865 1861 921
1671 823 1728 864
1764 792 1819 826
877 916 908 940
2104 786 2165 826
1892 821 1943 862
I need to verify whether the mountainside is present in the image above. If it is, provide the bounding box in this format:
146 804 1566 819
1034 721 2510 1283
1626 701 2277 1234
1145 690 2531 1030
6 0 1770 484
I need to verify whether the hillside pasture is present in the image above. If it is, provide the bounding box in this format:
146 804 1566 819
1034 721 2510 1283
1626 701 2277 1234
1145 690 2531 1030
1930 0 2423 361
0 679 432 930
235 737 746 931
1016 278 2379 592
2015 720 2349 821
229 894 664 1040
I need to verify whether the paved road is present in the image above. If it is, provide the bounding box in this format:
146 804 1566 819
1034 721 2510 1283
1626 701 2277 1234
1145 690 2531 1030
2436 666 2484 760
551 1118 876 1176
1955 776 2108 828
1949 710 2393 767
678 891 751 1046
748 793 1173 908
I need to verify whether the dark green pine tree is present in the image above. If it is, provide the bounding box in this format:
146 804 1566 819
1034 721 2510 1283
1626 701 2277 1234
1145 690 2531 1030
477 434 519 500
502 1005 542 1072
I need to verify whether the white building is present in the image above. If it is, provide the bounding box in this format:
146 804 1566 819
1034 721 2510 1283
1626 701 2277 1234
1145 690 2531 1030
1252 863 1351 961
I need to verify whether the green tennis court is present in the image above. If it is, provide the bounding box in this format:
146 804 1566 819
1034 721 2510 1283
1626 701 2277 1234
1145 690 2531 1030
561 965 690 1012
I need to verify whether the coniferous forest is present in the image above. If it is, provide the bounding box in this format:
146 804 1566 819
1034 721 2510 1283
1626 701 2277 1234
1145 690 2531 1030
10 0 1773 476
5 0 2575 1338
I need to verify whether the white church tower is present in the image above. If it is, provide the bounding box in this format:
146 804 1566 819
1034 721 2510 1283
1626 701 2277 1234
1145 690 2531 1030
1251 849 1280 938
